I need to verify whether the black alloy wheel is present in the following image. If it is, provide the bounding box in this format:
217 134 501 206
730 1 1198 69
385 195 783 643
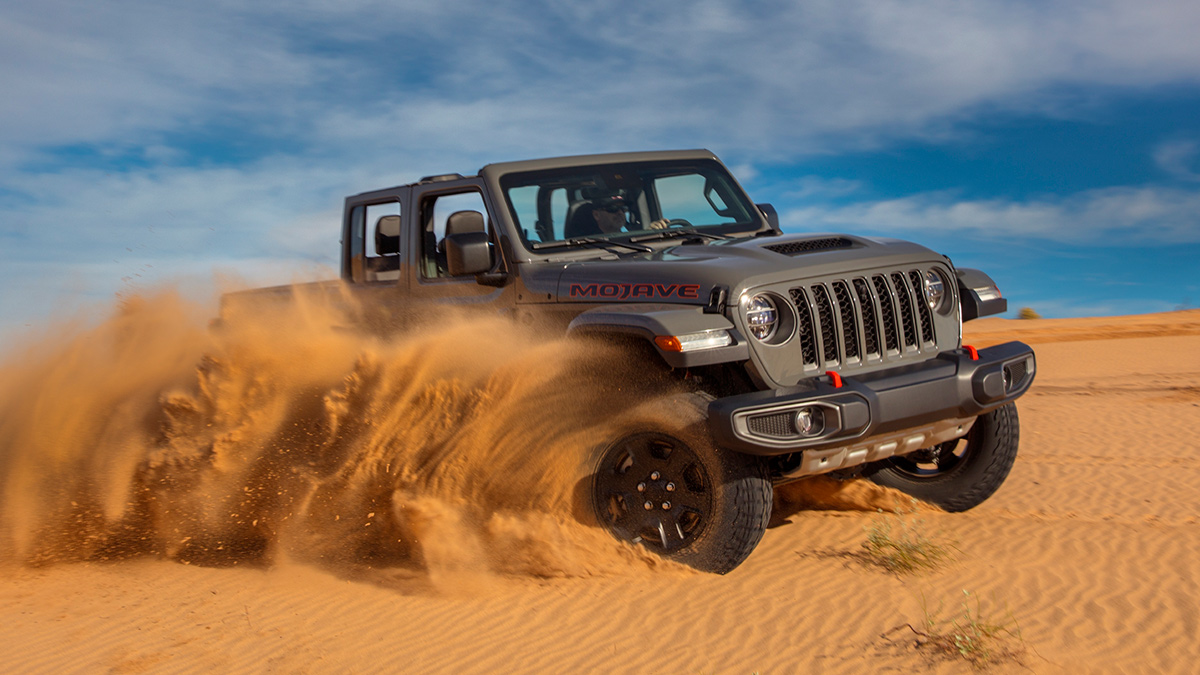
592 431 713 552
591 426 772 574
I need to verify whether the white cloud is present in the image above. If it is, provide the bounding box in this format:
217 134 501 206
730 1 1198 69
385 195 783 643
785 176 866 201
0 1 322 163
3 0 1200 331
1154 140 1200 181
0 158 362 339
783 186 1200 244
4 0 1200 163
3 163 342 260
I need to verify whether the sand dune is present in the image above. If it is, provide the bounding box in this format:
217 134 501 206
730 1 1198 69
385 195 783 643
3 308 1199 673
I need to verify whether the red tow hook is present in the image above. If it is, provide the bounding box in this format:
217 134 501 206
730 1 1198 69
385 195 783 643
825 370 843 388
964 345 979 361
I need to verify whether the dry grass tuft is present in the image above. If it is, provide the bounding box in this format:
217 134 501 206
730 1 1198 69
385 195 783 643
861 503 956 574
885 590 1025 669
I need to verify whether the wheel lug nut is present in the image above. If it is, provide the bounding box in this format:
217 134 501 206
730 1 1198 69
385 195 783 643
636 482 646 492
643 501 654 511
662 502 671 510
650 471 660 481
665 482 675 492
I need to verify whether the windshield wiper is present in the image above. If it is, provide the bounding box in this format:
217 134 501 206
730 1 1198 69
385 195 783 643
530 236 653 253
629 228 728 243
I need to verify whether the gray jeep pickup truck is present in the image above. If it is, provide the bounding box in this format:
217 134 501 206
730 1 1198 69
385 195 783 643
265 150 1036 573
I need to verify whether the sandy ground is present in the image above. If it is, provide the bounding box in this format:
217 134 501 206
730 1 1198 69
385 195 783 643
3 309 1199 674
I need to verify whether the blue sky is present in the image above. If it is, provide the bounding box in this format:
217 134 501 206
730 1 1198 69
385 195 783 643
2 0 1199 340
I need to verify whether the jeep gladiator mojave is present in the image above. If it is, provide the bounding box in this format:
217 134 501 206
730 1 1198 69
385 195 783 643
226 150 1035 573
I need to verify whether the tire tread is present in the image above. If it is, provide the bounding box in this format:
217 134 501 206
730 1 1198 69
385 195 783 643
868 403 1020 512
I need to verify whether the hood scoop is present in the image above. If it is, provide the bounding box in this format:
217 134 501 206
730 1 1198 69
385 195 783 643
762 237 854 256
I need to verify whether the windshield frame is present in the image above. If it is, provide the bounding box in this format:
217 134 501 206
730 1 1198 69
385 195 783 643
493 158 766 255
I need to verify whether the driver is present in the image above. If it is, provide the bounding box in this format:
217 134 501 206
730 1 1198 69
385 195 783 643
591 195 669 234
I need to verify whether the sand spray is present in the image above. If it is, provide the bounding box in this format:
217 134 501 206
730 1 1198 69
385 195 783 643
0 284 682 578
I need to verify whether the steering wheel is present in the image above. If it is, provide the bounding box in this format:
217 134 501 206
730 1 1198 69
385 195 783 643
664 218 693 228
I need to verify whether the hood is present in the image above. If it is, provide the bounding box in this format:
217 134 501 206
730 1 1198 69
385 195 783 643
540 233 946 305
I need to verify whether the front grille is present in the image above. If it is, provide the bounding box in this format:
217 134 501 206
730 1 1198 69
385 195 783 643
764 237 854 256
787 268 942 371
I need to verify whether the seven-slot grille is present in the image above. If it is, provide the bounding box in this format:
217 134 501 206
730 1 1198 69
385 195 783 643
785 269 938 369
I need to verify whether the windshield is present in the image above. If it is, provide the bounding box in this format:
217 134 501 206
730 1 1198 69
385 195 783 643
499 160 761 250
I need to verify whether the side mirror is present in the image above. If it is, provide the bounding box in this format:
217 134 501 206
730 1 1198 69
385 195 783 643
956 267 1007 321
757 203 781 234
444 231 493 276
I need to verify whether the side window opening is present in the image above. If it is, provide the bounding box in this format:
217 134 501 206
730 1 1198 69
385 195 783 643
505 185 571 244
363 201 402 282
549 188 568 240
420 190 490 279
653 174 723 225
346 205 366 281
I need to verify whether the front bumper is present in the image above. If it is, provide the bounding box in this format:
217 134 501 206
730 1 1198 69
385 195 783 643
707 341 1036 457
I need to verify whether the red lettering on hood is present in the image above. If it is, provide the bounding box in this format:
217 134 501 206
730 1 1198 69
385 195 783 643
569 283 702 300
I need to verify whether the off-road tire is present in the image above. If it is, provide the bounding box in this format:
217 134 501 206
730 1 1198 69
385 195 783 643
867 403 1020 512
592 423 771 574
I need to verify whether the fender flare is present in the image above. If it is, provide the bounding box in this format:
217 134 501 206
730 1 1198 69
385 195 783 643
566 304 749 368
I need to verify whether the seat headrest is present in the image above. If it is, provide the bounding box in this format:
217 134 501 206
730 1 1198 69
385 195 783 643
564 201 601 239
375 215 401 255
446 210 486 237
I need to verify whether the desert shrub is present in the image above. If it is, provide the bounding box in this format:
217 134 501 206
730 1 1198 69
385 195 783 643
861 505 956 574
919 590 1025 668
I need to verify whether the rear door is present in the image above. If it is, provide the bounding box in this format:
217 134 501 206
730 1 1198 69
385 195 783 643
342 186 409 287
408 178 514 308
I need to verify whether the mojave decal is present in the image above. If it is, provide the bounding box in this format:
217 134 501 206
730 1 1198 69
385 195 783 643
569 283 702 300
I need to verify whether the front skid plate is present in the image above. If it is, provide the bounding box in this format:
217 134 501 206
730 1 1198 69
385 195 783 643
772 415 976 482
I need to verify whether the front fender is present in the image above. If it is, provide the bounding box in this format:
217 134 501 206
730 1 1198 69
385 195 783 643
566 304 749 368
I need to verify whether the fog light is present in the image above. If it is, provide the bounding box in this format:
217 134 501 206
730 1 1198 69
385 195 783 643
795 407 825 436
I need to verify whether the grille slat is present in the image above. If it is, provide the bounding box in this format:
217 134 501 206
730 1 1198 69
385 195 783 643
832 281 860 361
787 287 819 366
891 272 918 349
873 275 900 352
788 268 938 371
909 270 936 345
853 278 881 357
812 285 839 363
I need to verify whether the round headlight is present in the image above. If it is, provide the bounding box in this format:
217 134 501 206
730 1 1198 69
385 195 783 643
745 294 779 341
923 269 948 313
